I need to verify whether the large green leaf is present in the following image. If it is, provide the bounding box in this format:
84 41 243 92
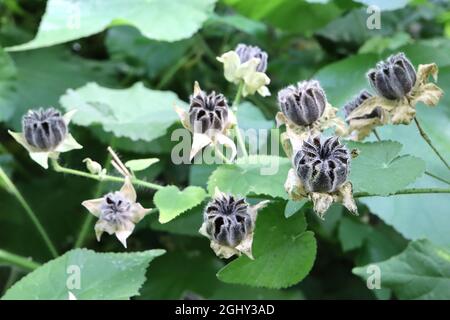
217 202 317 289
338 216 372 252
7 0 216 51
154 185 207 223
353 240 450 299
60 82 187 142
2 249 165 300
347 141 425 195
6 46 117 129
224 0 341 35
150 204 203 237
315 53 379 108
207 156 290 199
237 102 274 131
139 242 303 299
139 248 221 299
363 193 450 245
353 0 409 11
105 26 191 80
0 47 16 122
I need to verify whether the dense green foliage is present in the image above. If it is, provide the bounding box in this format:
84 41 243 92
0 0 449 300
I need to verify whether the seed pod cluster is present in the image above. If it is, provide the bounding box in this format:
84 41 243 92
367 52 417 100
100 192 132 224
189 89 229 134
235 43 268 73
294 136 350 193
22 107 67 150
278 80 327 126
204 193 253 248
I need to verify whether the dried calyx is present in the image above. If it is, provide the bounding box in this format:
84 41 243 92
235 43 268 73
189 88 229 134
278 80 327 126
199 188 269 259
22 107 67 151
175 82 237 161
343 90 383 123
344 52 443 140
367 52 416 100
294 136 350 193
81 177 151 248
204 194 253 248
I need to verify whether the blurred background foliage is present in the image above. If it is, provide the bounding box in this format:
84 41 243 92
0 0 449 299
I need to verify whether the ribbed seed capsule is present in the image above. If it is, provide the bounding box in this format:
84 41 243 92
100 192 132 225
22 107 67 150
189 89 229 134
204 194 253 248
278 80 327 126
343 90 373 118
294 136 350 193
235 43 268 73
367 52 417 100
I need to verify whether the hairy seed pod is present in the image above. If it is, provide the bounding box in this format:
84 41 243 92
189 89 229 134
235 43 268 73
204 194 253 247
294 136 350 193
344 90 381 119
100 192 132 225
367 52 416 100
278 80 327 126
22 107 67 150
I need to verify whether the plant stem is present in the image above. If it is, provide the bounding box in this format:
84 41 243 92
414 117 449 170
156 53 192 90
232 81 244 113
0 249 41 271
232 82 248 158
2 267 19 295
214 145 232 164
74 148 115 248
51 159 163 191
425 171 450 185
74 174 106 248
0 168 58 258
195 34 218 63
372 129 381 141
354 187 450 198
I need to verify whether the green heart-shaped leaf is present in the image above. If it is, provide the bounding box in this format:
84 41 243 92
347 140 425 196
155 185 207 223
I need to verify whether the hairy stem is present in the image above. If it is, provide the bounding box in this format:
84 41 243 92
0 249 41 271
414 117 449 170
0 167 58 258
214 145 232 164
425 171 450 185
74 150 114 248
372 129 381 141
51 159 163 191
232 81 248 157
354 187 450 198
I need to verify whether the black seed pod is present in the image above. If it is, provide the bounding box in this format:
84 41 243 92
278 80 327 126
344 90 372 118
189 89 229 134
294 136 350 193
100 192 132 224
204 194 252 247
235 43 268 73
22 107 67 150
367 52 416 100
